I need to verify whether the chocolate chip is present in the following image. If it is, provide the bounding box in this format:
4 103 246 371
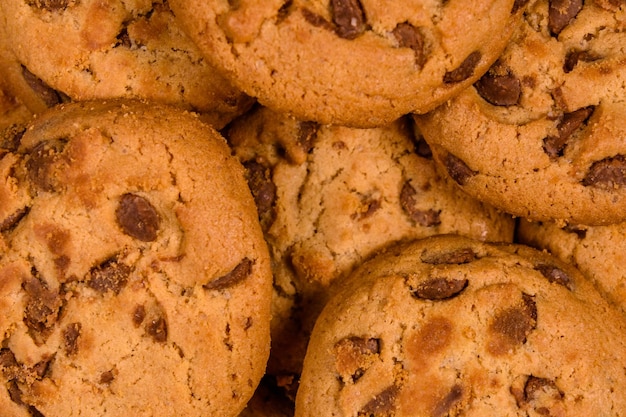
115 27 132 48
116 194 160 242
146 315 167 343
543 107 594 159
564 49 601 73
432 385 463 417
563 224 587 239
548 0 583 35
511 0 530 13
400 181 441 227
524 376 563 402
63 322 81 356
488 293 537 355
414 137 433 158
411 278 468 300
26 0 75 11
203 257 254 290
0 348 19 375
21 66 67 108
243 160 276 230
297 121 319 154
420 247 478 265
392 22 427 68
132 305 146 327
444 153 477 186
301 8 335 32
582 155 626 189
0 207 30 234
512 375 564 411
331 0 367 40
22 275 63 344
88 258 131 294
535 263 574 290
474 70 521 106
357 386 398 416
100 370 115 384
1 124 26 152
444 51 481 84
352 195 381 220
26 139 68 192
334 336 380 383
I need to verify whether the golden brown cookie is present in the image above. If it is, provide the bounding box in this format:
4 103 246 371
0 100 272 417
296 235 626 416
170 0 529 127
415 0 626 225
0 0 253 128
226 105 515 381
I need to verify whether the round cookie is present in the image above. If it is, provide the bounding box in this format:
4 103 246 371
169 0 529 127
518 217 626 315
226 105 515 380
415 0 626 225
0 0 253 128
296 235 626 416
0 100 272 417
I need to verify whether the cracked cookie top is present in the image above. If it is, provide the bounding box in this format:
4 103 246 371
226 105 515 379
414 0 626 225
169 0 528 127
0 100 272 417
296 234 626 416
0 0 253 128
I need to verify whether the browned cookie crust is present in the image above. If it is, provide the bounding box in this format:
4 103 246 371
170 0 528 127
415 0 626 225
226 105 515 380
0 0 253 128
0 100 272 417
296 235 626 416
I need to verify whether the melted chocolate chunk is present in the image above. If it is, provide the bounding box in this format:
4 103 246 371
548 0 583 35
535 263 573 290
116 194 160 242
444 153 477 185
26 0 75 11
331 0 367 39
0 207 30 234
88 258 131 294
444 51 481 84
543 107 594 159
21 66 66 108
400 181 441 227
411 278 468 300
63 322 81 356
334 336 380 383
474 70 521 106
204 257 254 290
357 386 398 416
420 247 477 265
564 49 600 73
22 275 63 344
297 121 319 154
488 293 537 355
244 160 276 230
414 137 433 158
132 305 146 327
352 195 381 220
26 139 68 192
100 370 115 384
392 22 427 68
146 316 168 343
301 8 335 31
1 124 26 152
511 0 530 13
582 155 626 189
432 385 464 417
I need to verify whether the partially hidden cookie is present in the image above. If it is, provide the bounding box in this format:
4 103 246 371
170 0 529 127
518 217 626 315
296 234 626 416
415 0 626 225
0 100 272 417
226 105 515 381
0 0 253 128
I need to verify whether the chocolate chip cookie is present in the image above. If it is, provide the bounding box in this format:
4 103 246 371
0 100 272 417
415 0 626 225
518 217 626 315
0 0 253 128
296 234 626 416
170 0 529 127
226 105 515 380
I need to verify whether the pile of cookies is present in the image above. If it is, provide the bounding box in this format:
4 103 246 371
1 0 626 416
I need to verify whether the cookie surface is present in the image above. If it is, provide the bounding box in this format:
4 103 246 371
0 0 253 128
518 218 626 315
170 0 527 127
296 235 626 416
226 106 515 380
415 0 626 225
0 100 272 417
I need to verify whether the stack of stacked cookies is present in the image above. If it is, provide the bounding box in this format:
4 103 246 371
1 0 626 416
